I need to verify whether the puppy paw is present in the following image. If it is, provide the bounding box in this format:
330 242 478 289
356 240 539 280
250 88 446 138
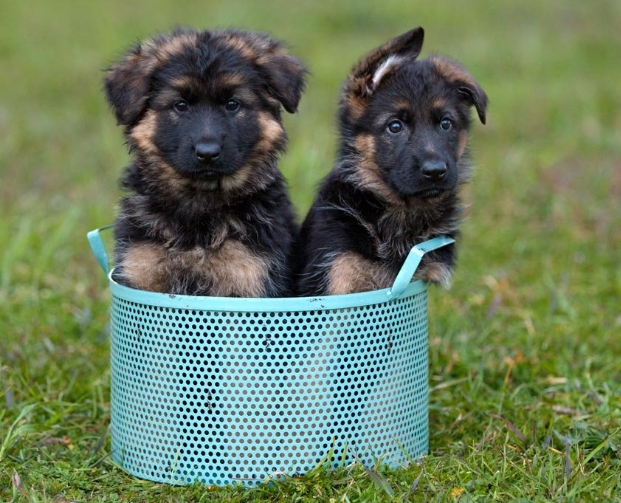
414 261 453 288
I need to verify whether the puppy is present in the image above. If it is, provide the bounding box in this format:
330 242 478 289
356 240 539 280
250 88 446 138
104 28 307 297
295 27 487 295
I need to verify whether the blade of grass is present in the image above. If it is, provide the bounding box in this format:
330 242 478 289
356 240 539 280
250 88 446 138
0 404 37 461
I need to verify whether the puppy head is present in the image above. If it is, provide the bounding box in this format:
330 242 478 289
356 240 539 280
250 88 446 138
339 28 487 203
104 28 307 193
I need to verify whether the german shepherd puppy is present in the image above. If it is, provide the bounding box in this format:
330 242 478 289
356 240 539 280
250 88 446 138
295 27 487 295
104 28 307 297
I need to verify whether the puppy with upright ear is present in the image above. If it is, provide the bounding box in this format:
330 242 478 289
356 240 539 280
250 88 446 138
104 28 307 297
295 27 487 296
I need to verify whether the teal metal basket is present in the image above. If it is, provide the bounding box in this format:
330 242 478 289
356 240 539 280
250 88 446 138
88 227 453 486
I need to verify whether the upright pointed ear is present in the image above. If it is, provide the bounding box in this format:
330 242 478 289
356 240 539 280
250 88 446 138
345 27 425 99
104 41 158 126
256 41 308 113
430 56 488 124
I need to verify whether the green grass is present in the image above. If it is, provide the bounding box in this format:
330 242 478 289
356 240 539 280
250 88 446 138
1 0 620 501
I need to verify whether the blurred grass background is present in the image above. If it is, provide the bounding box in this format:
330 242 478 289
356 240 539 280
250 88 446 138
1 0 620 501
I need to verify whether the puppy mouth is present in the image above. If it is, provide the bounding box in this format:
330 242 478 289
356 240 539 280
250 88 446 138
411 187 447 199
188 164 240 181
189 169 221 181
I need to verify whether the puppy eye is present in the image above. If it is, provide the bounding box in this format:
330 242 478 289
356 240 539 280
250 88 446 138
387 120 403 134
225 99 240 112
174 101 189 113
440 117 452 130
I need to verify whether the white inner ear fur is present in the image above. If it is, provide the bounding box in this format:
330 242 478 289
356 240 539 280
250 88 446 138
371 55 406 91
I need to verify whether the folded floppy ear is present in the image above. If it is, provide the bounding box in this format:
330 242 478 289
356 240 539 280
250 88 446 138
430 56 488 124
346 27 425 99
256 41 308 114
458 81 488 124
104 41 158 126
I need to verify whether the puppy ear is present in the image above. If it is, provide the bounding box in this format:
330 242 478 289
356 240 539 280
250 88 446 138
258 42 308 113
430 57 488 124
104 41 157 126
346 27 425 98
458 81 488 124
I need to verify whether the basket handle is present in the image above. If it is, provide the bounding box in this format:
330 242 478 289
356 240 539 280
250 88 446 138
87 225 114 275
387 235 455 299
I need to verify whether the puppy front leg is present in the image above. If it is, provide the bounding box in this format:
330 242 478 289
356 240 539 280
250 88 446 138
326 252 393 295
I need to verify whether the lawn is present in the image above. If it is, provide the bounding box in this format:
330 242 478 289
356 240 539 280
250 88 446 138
1 0 620 501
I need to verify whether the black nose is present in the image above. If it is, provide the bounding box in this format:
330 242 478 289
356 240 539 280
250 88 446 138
195 142 221 163
421 160 447 181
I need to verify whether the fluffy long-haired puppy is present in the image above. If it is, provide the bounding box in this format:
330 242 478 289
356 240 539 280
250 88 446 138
104 28 307 297
295 27 487 295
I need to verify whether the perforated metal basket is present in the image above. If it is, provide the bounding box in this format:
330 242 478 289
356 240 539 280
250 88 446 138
88 226 453 486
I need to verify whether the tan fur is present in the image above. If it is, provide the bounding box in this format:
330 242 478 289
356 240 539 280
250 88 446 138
352 134 402 205
168 75 200 91
394 99 411 111
220 33 260 60
135 33 199 75
413 261 452 288
219 166 253 193
327 252 394 295
156 32 200 60
120 243 168 292
458 130 468 158
255 112 285 152
120 239 270 297
214 73 246 89
431 97 448 111
207 240 270 297
343 93 367 121
430 57 473 84
222 164 276 193
129 110 159 154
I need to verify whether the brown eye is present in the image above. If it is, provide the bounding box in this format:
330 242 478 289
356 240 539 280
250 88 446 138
387 120 403 134
440 117 452 130
174 101 189 112
225 99 240 111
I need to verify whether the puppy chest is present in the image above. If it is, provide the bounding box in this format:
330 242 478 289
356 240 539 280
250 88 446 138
375 211 436 261
123 240 270 296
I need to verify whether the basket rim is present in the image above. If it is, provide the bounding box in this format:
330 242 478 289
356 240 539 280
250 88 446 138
107 267 427 312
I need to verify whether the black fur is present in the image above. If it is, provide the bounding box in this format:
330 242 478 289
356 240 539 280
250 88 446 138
295 27 487 295
104 28 307 297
